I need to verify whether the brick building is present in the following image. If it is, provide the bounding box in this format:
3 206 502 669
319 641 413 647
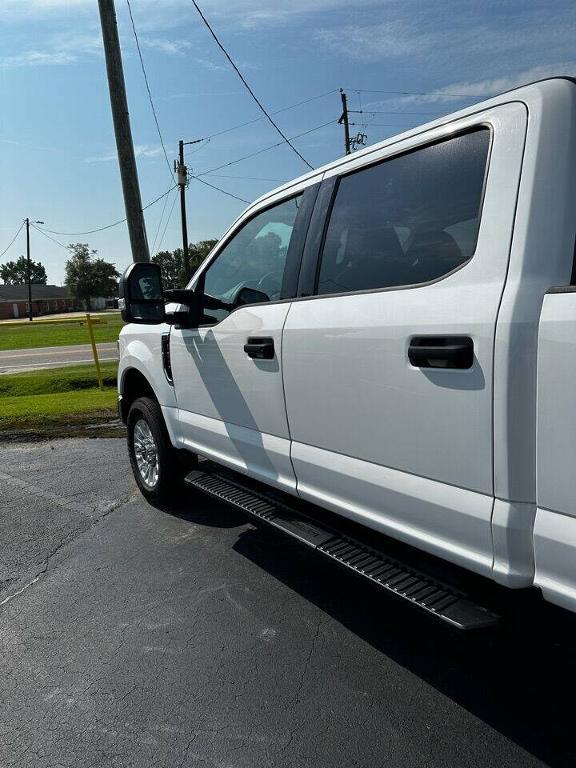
0 285 80 319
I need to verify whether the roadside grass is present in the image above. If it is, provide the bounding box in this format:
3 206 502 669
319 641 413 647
0 361 117 397
0 313 124 351
0 362 119 433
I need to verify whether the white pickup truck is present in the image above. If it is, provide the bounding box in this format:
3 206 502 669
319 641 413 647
117 76 576 629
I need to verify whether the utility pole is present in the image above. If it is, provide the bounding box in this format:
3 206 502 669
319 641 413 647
25 218 44 321
176 140 191 282
25 218 32 321
176 139 203 283
339 88 351 155
97 0 149 263
338 89 367 154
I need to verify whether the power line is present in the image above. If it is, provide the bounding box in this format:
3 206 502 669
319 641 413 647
0 221 24 260
30 224 69 251
349 122 420 128
191 177 250 204
207 173 287 182
350 88 480 98
126 0 173 179
185 138 210 156
200 88 339 142
154 189 179 255
195 119 336 178
351 110 444 116
189 0 313 170
38 185 177 236
40 215 128 237
150 181 176 255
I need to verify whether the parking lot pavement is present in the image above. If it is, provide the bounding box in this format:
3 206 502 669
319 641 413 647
1 440 575 768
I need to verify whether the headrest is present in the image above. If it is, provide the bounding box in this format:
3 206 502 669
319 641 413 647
345 226 404 261
405 230 461 263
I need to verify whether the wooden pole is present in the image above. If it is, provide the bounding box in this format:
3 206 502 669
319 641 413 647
97 0 150 263
86 313 104 391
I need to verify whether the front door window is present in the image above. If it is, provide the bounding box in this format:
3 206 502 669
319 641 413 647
200 195 301 323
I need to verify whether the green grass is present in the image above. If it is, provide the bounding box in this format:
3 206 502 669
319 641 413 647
0 313 124 351
0 362 118 432
0 361 117 397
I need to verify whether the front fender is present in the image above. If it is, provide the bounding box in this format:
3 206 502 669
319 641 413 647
118 326 180 448
118 324 176 409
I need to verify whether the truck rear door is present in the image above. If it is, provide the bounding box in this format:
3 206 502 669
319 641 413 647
282 104 527 577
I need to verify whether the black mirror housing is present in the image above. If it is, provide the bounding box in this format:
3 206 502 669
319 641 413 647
164 288 202 328
118 262 166 324
164 288 197 305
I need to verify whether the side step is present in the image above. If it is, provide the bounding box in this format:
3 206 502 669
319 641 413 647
184 470 500 630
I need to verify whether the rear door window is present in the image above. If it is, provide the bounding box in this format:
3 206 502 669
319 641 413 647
316 129 490 295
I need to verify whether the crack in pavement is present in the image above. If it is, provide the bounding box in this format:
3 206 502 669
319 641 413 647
0 475 136 610
0 470 89 515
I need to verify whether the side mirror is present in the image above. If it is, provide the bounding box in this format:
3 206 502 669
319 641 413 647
164 288 202 328
118 263 165 324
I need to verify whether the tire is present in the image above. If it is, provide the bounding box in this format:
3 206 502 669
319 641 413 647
127 396 196 502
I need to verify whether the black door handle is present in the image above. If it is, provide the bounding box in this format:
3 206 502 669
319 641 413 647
408 336 473 369
244 337 275 360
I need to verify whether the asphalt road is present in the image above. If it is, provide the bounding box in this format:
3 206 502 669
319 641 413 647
1 438 575 767
0 343 118 374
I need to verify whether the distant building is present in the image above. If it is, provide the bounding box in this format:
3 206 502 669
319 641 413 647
0 284 80 319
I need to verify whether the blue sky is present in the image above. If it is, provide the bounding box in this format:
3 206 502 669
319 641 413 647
1 0 575 284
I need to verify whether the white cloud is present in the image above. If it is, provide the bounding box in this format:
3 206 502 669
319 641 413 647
141 38 192 56
0 50 77 68
315 4 576 64
211 0 381 28
57 32 103 56
0 0 94 23
0 30 102 69
0 0 377 27
402 62 576 104
315 20 427 60
85 144 163 164
135 144 164 159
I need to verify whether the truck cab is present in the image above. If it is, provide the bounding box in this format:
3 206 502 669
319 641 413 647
118 77 576 620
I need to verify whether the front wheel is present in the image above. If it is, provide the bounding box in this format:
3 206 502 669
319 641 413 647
127 396 195 502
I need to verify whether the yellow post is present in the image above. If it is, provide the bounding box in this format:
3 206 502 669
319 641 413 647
86 313 103 391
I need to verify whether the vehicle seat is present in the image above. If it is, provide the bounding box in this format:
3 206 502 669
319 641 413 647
337 226 408 291
404 230 464 283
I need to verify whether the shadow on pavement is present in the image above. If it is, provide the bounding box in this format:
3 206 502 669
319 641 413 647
157 491 576 768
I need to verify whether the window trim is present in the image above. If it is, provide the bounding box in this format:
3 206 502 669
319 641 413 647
297 176 338 298
191 186 318 326
311 124 494 300
185 121 497 324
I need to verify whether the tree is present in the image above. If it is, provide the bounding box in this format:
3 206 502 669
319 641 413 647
64 243 120 310
0 255 47 285
151 239 217 289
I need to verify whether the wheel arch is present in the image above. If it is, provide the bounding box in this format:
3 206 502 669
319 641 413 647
119 367 158 424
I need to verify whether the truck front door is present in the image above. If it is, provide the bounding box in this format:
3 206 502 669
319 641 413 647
169 189 315 493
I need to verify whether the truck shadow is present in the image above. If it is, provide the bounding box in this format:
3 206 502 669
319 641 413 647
159 493 575 767
238 524 575 768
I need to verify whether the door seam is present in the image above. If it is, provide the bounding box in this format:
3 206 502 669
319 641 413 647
280 302 299 495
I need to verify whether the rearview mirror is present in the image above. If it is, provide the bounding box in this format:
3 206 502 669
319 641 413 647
118 263 165 325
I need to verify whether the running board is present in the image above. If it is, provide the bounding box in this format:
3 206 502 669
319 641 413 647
184 470 500 631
